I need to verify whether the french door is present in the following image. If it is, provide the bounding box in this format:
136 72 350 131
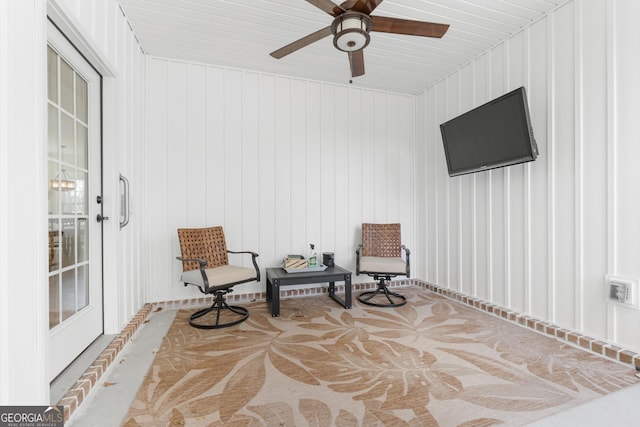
47 22 103 381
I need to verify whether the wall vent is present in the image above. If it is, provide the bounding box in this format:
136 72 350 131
605 275 638 308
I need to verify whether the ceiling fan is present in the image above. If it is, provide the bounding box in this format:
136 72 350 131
269 0 449 77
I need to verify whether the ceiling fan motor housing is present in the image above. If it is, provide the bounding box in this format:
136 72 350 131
331 12 372 52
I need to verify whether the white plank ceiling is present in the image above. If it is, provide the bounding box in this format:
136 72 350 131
118 0 565 94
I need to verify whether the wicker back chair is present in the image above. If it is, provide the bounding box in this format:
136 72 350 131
356 223 410 307
177 226 260 329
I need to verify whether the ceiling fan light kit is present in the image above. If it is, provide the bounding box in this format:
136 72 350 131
331 12 372 52
270 0 449 78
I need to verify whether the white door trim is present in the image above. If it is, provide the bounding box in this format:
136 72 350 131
47 0 117 78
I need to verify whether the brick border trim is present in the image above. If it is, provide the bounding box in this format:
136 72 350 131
56 303 154 421
414 281 640 368
58 279 640 421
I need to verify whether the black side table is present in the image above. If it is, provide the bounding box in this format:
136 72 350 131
265 265 352 317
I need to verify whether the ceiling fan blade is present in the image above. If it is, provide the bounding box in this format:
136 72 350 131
346 0 384 15
371 16 449 38
348 50 365 77
270 26 333 59
305 0 345 16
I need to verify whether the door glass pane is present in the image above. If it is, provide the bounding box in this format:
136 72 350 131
78 264 89 310
75 171 88 215
76 76 87 123
61 219 75 269
61 172 76 214
60 58 74 113
48 105 59 159
48 219 61 272
77 123 88 169
61 269 75 321
48 161 60 215
47 46 58 103
78 218 88 262
60 113 74 162
49 274 60 328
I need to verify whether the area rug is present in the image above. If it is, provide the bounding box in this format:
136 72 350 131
123 288 637 426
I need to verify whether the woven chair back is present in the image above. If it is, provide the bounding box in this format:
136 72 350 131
177 226 229 272
361 223 402 257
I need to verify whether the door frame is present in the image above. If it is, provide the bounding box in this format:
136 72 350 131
47 20 105 380
47 0 120 335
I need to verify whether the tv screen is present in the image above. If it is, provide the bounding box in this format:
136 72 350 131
439 86 538 177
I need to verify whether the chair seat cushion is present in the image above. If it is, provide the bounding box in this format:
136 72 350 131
182 264 257 290
360 256 407 275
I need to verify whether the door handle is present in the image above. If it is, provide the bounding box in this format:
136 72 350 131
119 174 130 229
96 214 109 223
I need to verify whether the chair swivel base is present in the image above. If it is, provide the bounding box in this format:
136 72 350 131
189 292 249 329
358 279 406 308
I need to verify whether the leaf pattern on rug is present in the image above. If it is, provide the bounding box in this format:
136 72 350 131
124 288 636 426
299 399 332 426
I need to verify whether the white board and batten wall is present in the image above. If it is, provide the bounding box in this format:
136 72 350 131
0 0 48 405
417 0 640 352
144 59 416 304
0 0 145 404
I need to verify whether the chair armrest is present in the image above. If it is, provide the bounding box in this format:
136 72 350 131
176 256 207 268
355 244 362 275
176 256 210 292
401 245 410 278
227 250 261 282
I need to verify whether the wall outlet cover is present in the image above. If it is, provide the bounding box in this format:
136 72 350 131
605 275 638 307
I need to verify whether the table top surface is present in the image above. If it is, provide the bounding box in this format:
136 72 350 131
266 264 351 280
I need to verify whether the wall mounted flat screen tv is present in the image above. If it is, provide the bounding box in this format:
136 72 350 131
439 86 538 177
